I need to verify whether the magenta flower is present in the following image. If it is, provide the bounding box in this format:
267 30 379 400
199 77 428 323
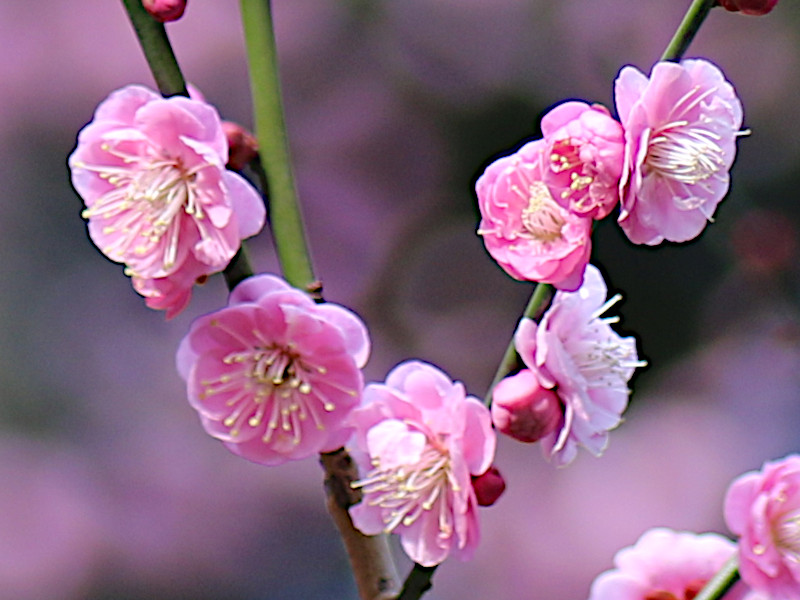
513 264 644 466
589 528 749 600
491 368 561 443
718 0 779 15
348 361 496 567
614 59 744 245
540 101 625 220
176 274 370 465
724 454 800 599
69 85 265 315
476 139 592 291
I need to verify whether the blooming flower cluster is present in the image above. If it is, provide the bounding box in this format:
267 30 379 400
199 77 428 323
476 58 743 289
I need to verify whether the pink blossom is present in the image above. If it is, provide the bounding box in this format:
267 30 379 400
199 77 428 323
142 0 187 23
514 264 645 466
176 274 370 465
614 59 744 245
589 528 749 600
724 454 800 599
491 368 561 443
69 85 265 315
476 139 593 291
540 101 625 220
348 361 496 567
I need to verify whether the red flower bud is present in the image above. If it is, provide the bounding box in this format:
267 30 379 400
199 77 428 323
471 466 506 507
491 369 561 444
142 0 187 23
222 121 260 171
717 0 778 15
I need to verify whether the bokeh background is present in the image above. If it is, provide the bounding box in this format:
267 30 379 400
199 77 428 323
2 1 800 598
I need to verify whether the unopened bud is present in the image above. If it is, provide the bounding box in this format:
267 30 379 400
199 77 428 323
491 369 561 444
142 0 187 23
471 466 506 507
222 121 259 171
717 0 778 15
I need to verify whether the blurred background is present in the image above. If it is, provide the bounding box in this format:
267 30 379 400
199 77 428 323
2 1 800 598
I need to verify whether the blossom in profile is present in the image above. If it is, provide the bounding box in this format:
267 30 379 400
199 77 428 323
614 59 744 245
476 139 592 291
491 368 561 443
69 85 265 315
589 528 749 600
724 454 800 599
142 0 187 22
717 0 778 15
176 274 370 465
540 101 625 220
348 361 496 567
513 264 644 466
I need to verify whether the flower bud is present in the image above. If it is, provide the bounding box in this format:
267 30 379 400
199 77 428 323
471 466 506 507
222 121 259 171
142 0 187 23
717 0 778 15
491 369 561 443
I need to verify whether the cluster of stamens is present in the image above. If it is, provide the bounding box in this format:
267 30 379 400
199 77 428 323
509 164 566 244
550 140 595 204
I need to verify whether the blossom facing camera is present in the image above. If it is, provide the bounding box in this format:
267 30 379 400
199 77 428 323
724 454 800 599
69 85 265 317
588 528 749 600
717 0 778 15
514 265 645 466
491 368 561 443
176 274 370 465
476 139 592 291
348 361 496 567
142 0 187 22
540 101 625 220
614 59 744 245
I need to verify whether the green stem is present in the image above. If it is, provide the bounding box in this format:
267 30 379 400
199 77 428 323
120 0 188 96
692 555 740 600
239 0 316 290
661 0 718 61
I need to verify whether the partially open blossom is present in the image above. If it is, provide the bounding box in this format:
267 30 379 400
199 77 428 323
589 528 749 600
142 0 187 22
176 274 370 465
477 139 592 291
614 59 744 245
717 0 778 15
69 85 265 316
348 361 496 567
471 465 506 507
491 368 561 443
514 265 645 466
724 454 800 599
222 121 259 171
540 101 625 220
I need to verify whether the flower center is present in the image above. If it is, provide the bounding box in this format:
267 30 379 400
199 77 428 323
550 139 595 205
352 444 456 537
644 579 705 600
775 508 800 558
516 179 565 243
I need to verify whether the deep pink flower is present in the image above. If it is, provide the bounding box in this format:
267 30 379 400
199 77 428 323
476 139 592 291
348 361 496 567
724 454 800 599
614 59 744 245
176 274 370 465
142 0 187 22
491 368 561 443
718 0 778 15
69 85 265 315
514 265 645 466
589 528 749 600
540 101 625 220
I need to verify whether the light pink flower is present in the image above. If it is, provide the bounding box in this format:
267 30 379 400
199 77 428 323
348 361 496 567
69 85 265 315
540 101 625 220
724 454 800 599
476 139 592 291
176 274 370 465
514 264 645 466
589 528 749 600
614 59 744 245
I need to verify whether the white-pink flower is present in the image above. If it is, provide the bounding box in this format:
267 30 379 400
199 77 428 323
514 264 644 466
69 85 265 315
348 361 496 567
614 59 744 245
724 454 800 599
476 139 592 291
589 528 749 600
540 101 625 220
176 274 370 465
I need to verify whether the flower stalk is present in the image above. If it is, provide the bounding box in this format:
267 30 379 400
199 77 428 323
692 555 741 600
661 0 718 62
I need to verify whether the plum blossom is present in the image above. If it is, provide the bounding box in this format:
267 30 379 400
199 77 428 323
69 85 265 316
176 274 370 465
614 59 744 245
476 139 592 291
724 454 800 599
513 265 645 466
540 101 625 220
348 361 496 567
491 368 561 443
589 528 750 600
142 0 187 22
717 0 779 15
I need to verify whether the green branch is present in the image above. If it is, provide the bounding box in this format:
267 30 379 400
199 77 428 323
661 0 718 61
